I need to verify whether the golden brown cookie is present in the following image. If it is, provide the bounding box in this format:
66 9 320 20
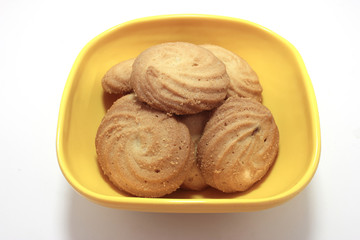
177 111 211 145
95 94 193 197
198 96 279 193
181 158 207 191
200 44 263 102
177 112 210 191
130 42 230 115
101 58 134 95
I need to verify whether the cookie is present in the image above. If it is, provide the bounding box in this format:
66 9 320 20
181 158 207 191
95 94 193 197
101 58 134 95
177 111 211 144
200 44 263 102
197 96 279 193
177 112 210 191
130 42 230 115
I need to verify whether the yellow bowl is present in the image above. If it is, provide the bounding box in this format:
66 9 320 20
56 14 320 213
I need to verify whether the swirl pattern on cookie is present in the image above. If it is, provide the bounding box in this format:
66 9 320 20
95 94 193 197
200 44 263 102
130 42 230 115
101 58 135 95
198 96 279 193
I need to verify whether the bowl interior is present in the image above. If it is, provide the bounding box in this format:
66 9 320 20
57 15 320 212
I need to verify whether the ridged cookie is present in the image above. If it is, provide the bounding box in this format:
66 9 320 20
95 94 193 197
130 42 230 115
200 44 263 102
101 58 134 95
178 111 210 191
198 96 279 193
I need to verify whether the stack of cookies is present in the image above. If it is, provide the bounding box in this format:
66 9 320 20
96 42 279 197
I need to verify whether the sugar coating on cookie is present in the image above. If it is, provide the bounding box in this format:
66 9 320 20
101 58 134 95
197 96 279 193
130 42 230 115
200 44 263 102
95 94 193 197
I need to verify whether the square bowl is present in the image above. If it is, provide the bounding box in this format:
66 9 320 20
56 14 320 213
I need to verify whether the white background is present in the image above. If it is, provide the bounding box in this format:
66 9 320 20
1 0 359 239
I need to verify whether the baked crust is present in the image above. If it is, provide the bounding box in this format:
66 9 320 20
200 44 262 102
130 42 230 115
95 94 193 197
198 96 279 192
101 58 134 95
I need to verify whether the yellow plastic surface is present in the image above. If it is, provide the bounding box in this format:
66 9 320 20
56 14 321 213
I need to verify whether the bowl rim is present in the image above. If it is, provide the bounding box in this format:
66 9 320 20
56 14 321 212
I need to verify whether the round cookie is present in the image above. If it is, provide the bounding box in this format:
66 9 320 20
177 111 211 144
95 93 193 197
177 111 210 191
130 42 230 115
197 96 279 193
200 44 263 102
101 58 134 95
181 158 207 191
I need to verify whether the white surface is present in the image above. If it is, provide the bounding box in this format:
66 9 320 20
1 0 359 239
